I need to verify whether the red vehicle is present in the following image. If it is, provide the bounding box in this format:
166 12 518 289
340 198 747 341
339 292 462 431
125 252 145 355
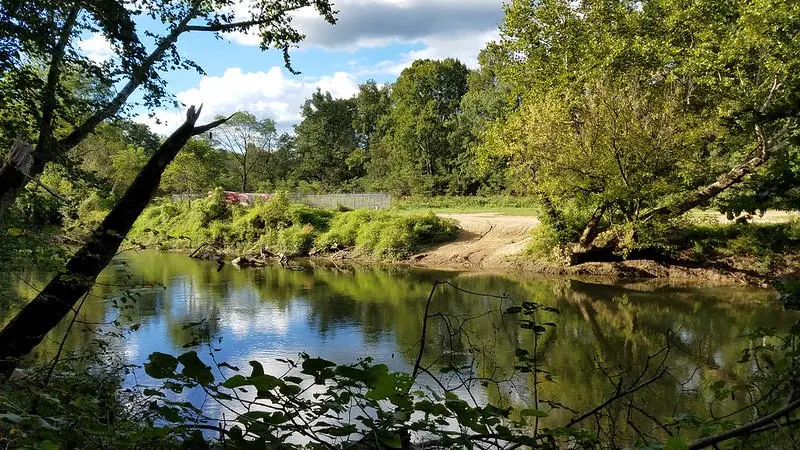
215 191 273 206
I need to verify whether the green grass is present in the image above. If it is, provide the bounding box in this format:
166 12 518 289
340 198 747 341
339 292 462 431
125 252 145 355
125 191 457 260
391 195 540 216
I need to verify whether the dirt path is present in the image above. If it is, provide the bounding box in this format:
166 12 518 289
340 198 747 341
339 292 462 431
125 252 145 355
409 213 540 269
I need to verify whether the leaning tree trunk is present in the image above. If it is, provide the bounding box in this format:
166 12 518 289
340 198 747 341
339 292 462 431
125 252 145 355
0 106 230 376
642 130 795 222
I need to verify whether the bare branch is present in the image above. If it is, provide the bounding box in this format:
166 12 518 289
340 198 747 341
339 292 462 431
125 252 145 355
193 114 235 136
689 397 800 449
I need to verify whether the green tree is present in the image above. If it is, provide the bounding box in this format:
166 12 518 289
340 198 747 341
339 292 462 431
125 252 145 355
211 112 277 192
0 0 337 217
110 146 148 195
484 0 800 256
376 58 469 195
352 81 392 189
293 90 360 191
450 47 513 194
161 138 225 195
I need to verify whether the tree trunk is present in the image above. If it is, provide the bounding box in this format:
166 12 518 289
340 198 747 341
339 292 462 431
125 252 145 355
0 141 37 219
642 133 794 222
575 203 607 252
0 4 202 220
0 107 230 376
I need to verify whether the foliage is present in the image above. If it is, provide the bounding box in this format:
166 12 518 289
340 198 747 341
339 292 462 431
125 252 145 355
317 211 458 259
127 196 457 259
293 90 362 191
161 138 226 195
392 195 540 213
370 59 470 196
482 0 800 253
667 219 800 273
211 112 277 192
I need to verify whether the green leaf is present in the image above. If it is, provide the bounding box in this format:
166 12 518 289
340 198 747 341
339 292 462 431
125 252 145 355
251 374 283 392
178 351 214 385
280 384 302 396
39 441 59 450
6 228 23 236
302 357 336 373
249 360 265 377
144 352 179 379
664 437 689 450
284 376 304 384
143 388 165 397
520 408 548 418
222 375 251 389
319 424 357 437
335 365 369 383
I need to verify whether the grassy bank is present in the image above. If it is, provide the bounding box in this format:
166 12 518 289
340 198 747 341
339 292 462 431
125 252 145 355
391 195 540 216
527 216 800 279
669 220 800 274
127 191 458 260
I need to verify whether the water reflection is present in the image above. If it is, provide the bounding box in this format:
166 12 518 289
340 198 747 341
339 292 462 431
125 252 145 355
5 250 796 433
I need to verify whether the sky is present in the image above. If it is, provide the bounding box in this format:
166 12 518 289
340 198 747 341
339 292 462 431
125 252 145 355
79 0 506 136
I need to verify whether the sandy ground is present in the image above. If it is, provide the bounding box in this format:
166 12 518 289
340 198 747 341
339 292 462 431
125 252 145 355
406 211 798 284
409 213 540 269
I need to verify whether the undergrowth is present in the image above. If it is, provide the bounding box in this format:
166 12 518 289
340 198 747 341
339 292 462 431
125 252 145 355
124 190 457 259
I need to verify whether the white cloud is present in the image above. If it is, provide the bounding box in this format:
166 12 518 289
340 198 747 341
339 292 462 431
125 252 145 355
353 29 501 76
77 32 114 63
224 0 503 69
137 67 359 135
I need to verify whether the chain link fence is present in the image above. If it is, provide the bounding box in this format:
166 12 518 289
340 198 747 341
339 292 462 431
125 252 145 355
171 192 391 210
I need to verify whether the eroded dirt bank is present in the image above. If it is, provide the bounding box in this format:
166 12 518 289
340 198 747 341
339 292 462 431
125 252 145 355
409 213 540 269
407 213 797 286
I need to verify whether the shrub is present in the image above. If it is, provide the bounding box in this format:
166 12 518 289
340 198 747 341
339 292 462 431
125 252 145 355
315 210 377 249
129 198 457 260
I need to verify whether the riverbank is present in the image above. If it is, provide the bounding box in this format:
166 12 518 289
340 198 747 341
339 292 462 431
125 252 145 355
118 195 799 286
401 213 800 286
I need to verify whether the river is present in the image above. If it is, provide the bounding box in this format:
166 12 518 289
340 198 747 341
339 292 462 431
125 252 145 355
6 250 797 435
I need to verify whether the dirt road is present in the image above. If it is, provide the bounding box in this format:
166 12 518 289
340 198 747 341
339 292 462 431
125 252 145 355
409 213 540 269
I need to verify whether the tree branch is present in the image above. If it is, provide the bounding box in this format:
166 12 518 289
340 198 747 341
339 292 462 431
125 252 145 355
35 5 80 156
688 397 800 449
57 0 203 152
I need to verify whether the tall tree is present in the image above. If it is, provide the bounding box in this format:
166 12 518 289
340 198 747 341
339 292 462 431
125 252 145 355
0 0 337 218
377 58 469 195
293 90 360 190
211 112 277 192
451 46 513 194
485 0 800 254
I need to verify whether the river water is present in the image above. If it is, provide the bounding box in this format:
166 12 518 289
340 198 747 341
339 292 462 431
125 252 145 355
8 250 797 433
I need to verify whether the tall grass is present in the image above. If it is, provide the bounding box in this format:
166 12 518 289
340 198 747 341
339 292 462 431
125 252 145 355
125 191 457 259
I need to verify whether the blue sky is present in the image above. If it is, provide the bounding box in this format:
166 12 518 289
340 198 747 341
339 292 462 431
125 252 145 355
78 0 505 135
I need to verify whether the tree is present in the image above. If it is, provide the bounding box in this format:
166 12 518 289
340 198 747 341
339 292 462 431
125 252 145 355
293 90 360 190
377 58 469 195
486 0 800 256
161 138 225 195
450 46 513 194
0 106 231 375
353 80 392 150
0 0 337 218
211 112 277 192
